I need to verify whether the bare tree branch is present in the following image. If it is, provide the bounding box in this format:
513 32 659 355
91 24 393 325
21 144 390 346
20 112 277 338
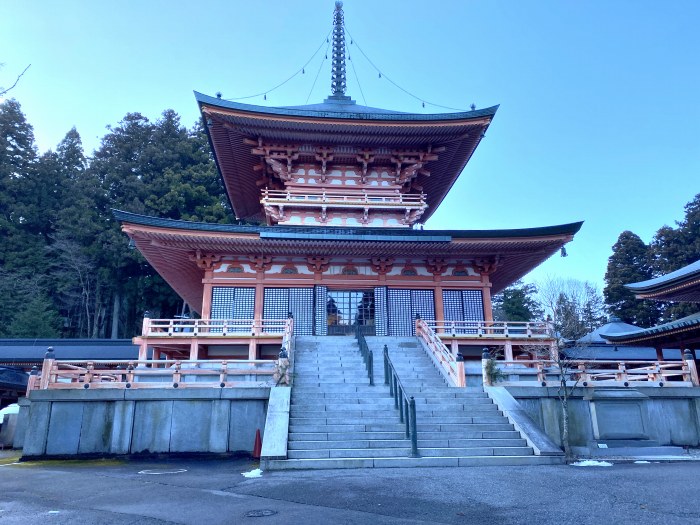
0 64 31 97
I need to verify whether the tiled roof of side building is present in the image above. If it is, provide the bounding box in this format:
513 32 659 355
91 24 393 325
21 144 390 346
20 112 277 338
112 209 583 240
601 312 700 343
625 259 700 294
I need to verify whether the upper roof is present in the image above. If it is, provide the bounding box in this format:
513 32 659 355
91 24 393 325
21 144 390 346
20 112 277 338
625 259 700 302
196 92 498 222
196 92 499 122
115 209 581 313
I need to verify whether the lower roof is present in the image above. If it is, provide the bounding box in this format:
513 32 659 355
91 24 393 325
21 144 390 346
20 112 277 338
601 312 700 346
115 210 582 313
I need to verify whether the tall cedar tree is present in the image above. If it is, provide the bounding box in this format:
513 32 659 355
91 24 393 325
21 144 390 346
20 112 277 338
649 193 700 322
492 281 543 322
604 231 660 327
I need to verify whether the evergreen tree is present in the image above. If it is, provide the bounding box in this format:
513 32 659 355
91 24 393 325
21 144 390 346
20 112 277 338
492 281 543 322
604 231 660 327
649 193 700 322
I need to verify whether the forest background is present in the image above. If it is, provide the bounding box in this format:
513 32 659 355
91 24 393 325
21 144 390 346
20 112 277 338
1 99 698 340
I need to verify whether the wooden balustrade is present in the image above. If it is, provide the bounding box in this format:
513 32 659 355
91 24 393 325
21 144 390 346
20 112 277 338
485 358 699 387
28 317 297 393
28 358 277 391
415 318 466 387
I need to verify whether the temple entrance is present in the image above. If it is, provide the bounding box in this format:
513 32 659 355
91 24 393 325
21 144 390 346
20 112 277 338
326 290 375 336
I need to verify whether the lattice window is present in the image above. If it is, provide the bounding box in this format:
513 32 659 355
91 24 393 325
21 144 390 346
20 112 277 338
387 289 434 336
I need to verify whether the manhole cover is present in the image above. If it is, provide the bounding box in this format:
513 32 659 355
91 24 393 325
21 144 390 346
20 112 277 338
138 469 187 475
245 510 278 517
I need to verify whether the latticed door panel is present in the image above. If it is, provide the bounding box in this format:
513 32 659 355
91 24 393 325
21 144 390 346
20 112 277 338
263 287 314 335
442 289 484 333
314 285 328 336
374 286 388 336
387 289 435 336
210 287 256 333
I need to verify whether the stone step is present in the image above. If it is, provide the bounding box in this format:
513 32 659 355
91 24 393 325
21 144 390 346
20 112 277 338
291 398 397 407
289 431 409 441
289 411 400 421
415 423 514 432
289 423 409 433
265 455 565 470
417 438 527 448
417 430 523 440
288 448 412 459
290 423 514 433
288 439 411 450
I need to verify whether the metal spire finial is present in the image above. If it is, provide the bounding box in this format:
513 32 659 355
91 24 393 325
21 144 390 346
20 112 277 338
330 1 347 97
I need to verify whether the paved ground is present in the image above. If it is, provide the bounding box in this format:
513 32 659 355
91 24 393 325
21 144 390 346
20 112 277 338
0 453 699 524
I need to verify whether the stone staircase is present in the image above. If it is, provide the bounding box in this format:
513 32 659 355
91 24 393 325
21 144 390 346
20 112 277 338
265 335 563 469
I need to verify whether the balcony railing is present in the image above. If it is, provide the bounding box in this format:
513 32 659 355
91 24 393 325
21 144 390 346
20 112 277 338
141 318 288 337
426 320 552 339
261 189 427 209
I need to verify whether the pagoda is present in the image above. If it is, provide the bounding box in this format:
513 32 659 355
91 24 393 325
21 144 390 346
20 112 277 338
116 2 582 362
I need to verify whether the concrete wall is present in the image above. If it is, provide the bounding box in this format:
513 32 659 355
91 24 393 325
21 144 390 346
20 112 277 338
21 388 269 458
507 386 700 449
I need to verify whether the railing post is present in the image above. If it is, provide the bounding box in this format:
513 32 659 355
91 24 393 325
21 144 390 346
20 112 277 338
39 347 55 390
384 345 390 385
409 397 419 457
455 353 466 387
26 366 39 394
481 349 491 386
368 351 374 386
684 350 699 386
142 311 151 336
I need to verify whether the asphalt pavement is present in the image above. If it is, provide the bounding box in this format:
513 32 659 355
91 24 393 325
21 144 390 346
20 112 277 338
0 454 698 524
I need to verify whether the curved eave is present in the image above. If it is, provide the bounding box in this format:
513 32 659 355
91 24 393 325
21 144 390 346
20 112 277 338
195 91 497 222
625 260 700 302
114 210 581 311
601 313 700 346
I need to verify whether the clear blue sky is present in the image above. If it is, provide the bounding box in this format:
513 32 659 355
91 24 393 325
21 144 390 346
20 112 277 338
2 0 699 290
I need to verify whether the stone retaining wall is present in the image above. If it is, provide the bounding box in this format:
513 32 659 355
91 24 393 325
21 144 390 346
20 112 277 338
20 388 269 458
506 386 700 450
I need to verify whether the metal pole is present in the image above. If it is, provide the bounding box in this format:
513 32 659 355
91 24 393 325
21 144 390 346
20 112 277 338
409 397 419 457
368 350 374 386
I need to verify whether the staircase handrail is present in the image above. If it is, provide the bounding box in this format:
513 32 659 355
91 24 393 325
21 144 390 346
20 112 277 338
354 324 374 386
383 345 419 457
415 318 466 387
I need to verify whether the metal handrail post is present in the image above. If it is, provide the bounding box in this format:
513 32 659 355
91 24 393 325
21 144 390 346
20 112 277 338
409 397 418 457
368 350 374 386
384 345 390 385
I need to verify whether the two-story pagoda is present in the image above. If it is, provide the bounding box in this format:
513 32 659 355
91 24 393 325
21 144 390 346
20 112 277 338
117 2 582 362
